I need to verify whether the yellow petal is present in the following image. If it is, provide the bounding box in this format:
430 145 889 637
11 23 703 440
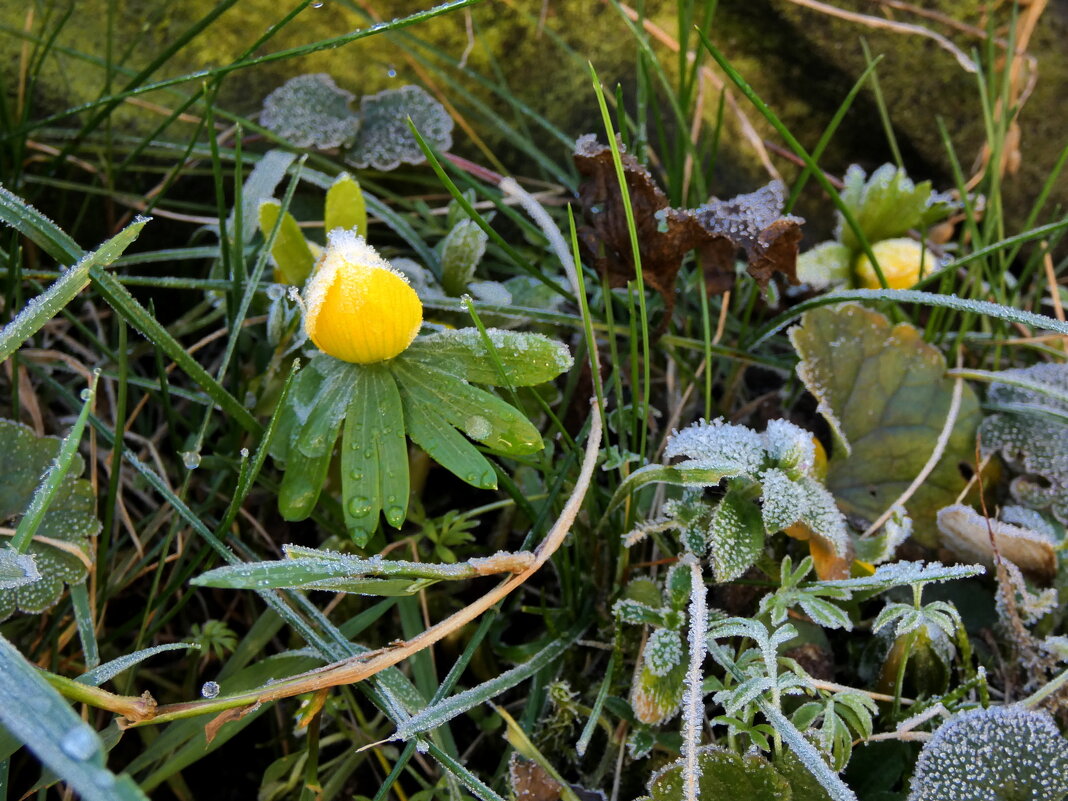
303 231 422 364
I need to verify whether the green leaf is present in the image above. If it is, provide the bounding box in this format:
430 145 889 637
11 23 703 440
642 747 792 801
393 360 543 455
347 85 454 171
342 366 409 543
909 706 1068 801
325 172 367 236
630 653 687 726
836 164 934 253
707 489 765 583
0 633 147 801
790 304 980 544
0 420 99 620
978 363 1068 523
440 219 488 296
796 241 852 290
258 200 315 285
402 328 573 387
0 217 147 361
0 184 81 264
260 73 360 149
400 387 497 490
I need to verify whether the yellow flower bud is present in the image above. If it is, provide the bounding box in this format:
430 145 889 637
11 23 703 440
303 231 422 364
854 237 940 289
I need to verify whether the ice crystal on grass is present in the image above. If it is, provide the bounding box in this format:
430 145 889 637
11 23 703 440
261 74 360 149
908 705 1068 801
979 363 1068 524
347 85 453 170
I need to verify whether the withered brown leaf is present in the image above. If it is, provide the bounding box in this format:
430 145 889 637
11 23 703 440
573 134 803 332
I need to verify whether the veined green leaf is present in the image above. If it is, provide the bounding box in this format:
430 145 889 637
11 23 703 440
402 328 572 386
342 366 408 543
393 360 543 455
400 388 496 490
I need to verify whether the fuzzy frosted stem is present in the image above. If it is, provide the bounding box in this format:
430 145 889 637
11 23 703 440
682 555 707 801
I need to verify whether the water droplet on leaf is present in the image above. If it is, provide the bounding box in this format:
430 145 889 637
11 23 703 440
349 496 372 517
201 681 221 699
59 728 96 761
181 451 201 469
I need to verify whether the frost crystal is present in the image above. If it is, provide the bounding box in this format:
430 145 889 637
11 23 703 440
347 85 454 171
979 363 1068 523
761 418 816 477
645 628 684 677
665 418 766 476
759 468 807 532
937 504 1056 584
908 705 1068 801
261 74 360 149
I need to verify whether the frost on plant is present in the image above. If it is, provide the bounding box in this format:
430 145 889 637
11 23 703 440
937 503 1056 585
0 420 99 619
347 85 454 170
908 705 1068 801
979 363 1068 524
260 74 361 149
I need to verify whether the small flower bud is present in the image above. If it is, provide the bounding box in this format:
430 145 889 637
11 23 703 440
855 237 940 289
302 230 422 363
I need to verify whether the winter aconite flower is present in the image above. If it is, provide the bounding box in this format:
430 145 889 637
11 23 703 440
303 230 422 363
855 237 940 290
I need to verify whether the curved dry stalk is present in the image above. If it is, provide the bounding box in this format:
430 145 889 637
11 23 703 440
113 405 603 728
859 368 964 538
785 0 977 73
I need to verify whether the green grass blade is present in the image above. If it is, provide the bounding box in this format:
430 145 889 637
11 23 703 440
0 634 148 801
0 217 147 361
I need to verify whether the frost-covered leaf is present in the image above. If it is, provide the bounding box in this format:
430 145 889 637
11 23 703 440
440 219 488 296
0 420 98 620
908 706 1068 801
854 505 912 565
707 490 764 582
836 164 940 254
796 240 852 290
937 504 1056 584
790 304 980 544
761 419 817 479
665 418 767 477
261 73 360 150
0 548 39 590
644 628 684 677
631 654 687 726
643 746 792 801
979 363 1068 524
760 468 808 533
347 85 453 171
819 560 984 595
402 328 572 387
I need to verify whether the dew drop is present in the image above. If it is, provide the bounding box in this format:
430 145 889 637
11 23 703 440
464 415 491 440
350 471 363 481
239 448 250 460
181 451 201 469
59 727 96 761
387 66 397 78
201 681 221 699
481 470 496 486
311 0 324 7
386 506 404 525
348 496 372 517
79 388 93 401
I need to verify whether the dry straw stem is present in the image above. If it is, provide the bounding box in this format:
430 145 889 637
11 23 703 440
110 405 603 728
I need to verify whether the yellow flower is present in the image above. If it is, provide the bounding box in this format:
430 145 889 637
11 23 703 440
854 237 940 289
303 231 422 363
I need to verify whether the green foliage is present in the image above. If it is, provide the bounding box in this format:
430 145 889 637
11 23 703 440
836 164 948 254
791 304 981 543
0 420 99 620
908 706 1068 800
